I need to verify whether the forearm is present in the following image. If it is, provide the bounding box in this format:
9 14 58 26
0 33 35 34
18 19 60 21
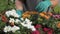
15 0 23 10
50 0 58 7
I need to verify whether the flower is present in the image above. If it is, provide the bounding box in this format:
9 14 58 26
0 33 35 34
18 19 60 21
43 27 54 34
44 15 50 20
22 13 31 19
56 22 60 28
34 24 42 29
31 30 40 34
11 25 20 32
43 27 50 32
15 19 20 24
24 11 30 14
39 12 45 17
53 15 60 19
21 18 32 27
20 18 36 31
5 9 20 18
29 25 36 31
30 11 38 14
4 26 12 32
9 18 15 26
1 15 8 22
39 12 50 19
47 29 53 34
9 18 15 23
4 25 20 33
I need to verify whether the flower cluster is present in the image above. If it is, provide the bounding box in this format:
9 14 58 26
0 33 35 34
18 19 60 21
5 9 20 18
4 25 20 32
53 15 60 19
20 18 36 31
1 9 57 34
39 12 52 20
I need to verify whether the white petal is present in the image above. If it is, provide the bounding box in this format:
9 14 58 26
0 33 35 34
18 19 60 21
7 26 12 32
20 18 24 21
5 11 11 17
11 25 20 32
25 18 30 22
4 26 11 32
4 26 8 32
15 19 20 24
9 18 15 23
30 26 36 31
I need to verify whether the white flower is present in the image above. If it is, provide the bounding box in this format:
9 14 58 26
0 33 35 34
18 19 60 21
25 18 32 25
4 25 20 33
20 18 24 21
25 18 30 22
20 18 32 27
15 19 20 24
4 26 11 32
11 25 20 32
5 9 20 17
5 10 11 17
20 18 36 31
29 25 36 31
9 18 15 23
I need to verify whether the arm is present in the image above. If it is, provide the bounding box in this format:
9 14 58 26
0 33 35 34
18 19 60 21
15 0 23 10
15 0 23 18
50 0 58 7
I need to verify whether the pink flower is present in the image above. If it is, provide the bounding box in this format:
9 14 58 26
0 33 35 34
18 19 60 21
34 24 42 29
53 15 60 19
31 30 40 34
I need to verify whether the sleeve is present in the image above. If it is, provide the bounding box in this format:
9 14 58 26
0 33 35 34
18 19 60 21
16 10 23 18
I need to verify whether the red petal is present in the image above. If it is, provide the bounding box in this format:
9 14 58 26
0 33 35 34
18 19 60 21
1 15 8 22
31 30 40 34
35 24 42 29
43 28 50 32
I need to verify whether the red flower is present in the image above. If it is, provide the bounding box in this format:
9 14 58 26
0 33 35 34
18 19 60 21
47 30 53 34
34 24 42 29
43 28 50 32
31 30 40 34
43 27 54 34
1 15 8 22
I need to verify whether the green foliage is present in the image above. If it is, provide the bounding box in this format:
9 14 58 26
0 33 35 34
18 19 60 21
54 5 60 14
0 0 15 13
0 0 60 34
